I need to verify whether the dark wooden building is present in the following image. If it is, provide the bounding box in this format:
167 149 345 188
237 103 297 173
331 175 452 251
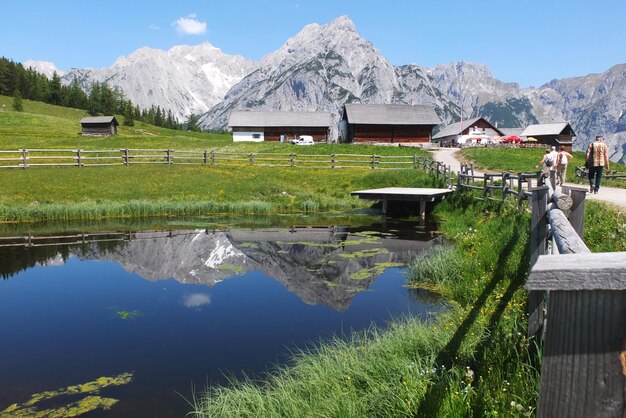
80 116 119 136
228 111 332 142
340 103 441 144
432 117 504 145
521 122 576 151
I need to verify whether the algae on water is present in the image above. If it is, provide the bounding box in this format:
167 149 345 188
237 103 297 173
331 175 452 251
0 372 133 417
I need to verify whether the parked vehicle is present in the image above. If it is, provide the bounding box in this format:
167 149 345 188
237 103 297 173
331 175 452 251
291 136 314 146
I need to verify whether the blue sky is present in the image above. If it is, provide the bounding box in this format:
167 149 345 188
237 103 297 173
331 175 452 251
1 0 625 87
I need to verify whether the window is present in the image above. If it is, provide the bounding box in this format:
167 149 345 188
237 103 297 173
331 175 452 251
252 134 261 139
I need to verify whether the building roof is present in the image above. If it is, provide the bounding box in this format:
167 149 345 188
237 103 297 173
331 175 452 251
343 103 441 125
521 122 575 137
228 111 332 128
80 116 119 125
432 117 504 139
499 128 525 137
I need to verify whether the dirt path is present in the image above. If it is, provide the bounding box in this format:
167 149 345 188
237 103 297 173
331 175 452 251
430 147 626 210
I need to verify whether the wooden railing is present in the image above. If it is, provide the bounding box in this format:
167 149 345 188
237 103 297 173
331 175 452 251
0 148 442 171
454 163 625 416
525 179 625 417
574 164 626 180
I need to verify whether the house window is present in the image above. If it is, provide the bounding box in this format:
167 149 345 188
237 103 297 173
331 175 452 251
252 134 261 139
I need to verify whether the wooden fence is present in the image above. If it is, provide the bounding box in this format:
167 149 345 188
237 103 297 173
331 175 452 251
574 164 626 180
458 163 625 417
0 148 442 171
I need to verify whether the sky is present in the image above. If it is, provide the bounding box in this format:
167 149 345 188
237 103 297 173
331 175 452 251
1 0 625 87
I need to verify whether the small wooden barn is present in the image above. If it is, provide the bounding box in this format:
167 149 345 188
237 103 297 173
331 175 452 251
228 111 332 142
432 117 504 145
340 104 440 144
80 116 119 136
521 122 576 150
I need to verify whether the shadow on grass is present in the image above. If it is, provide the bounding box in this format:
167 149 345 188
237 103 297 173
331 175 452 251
415 222 531 417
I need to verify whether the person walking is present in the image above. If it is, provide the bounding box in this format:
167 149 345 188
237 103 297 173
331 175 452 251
556 146 573 186
585 135 610 194
536 148 557 189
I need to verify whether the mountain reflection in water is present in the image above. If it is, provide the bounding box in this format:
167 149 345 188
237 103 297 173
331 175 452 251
0 219 445 417
1 222 443 311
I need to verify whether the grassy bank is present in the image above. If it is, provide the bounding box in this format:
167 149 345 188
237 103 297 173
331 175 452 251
0 165 441 222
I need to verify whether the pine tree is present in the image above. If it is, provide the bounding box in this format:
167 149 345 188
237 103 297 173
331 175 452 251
123 101 135 126
12 89 23 111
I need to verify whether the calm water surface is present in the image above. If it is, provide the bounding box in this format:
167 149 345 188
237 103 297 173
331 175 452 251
0 217 445 417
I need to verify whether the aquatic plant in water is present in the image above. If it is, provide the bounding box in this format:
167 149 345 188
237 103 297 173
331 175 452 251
349 262 404 280
0 372 133 417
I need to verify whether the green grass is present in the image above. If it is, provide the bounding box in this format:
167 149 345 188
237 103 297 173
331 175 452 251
461 146 626 188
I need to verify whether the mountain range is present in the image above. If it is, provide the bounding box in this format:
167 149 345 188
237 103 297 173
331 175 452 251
25 16 626 163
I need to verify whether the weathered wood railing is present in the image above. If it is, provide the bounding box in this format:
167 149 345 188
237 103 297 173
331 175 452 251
524 178 626 417
0 148 445 172
574 164 626 180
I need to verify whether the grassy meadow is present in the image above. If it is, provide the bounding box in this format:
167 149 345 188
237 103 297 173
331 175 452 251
0 96 434 222
461 146 626 188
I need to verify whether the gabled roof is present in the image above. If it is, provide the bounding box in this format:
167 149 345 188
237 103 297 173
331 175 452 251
228 111 332 128
432 117 504 139
521 122 576 137
499 128 525 137
80 116 119 125
343 103 441 125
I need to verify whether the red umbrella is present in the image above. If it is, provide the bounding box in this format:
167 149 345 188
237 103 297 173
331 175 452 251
503 135 522 143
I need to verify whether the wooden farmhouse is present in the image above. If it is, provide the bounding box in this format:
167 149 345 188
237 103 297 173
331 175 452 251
432 117 504 145
521 122 576 150
228 111 332 142
80 116 119 136
340 104 441 144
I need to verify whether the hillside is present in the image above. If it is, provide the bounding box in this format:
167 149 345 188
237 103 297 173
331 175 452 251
0 95 230 150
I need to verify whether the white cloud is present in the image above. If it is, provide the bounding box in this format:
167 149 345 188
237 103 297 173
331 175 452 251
149 24 160 31
183 293 211 309
172 14 207 35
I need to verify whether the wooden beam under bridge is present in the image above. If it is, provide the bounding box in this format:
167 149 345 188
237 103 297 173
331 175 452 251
351 187 453 218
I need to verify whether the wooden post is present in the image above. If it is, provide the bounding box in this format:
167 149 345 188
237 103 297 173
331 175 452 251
166 149 172 164
381 198 388 214
413 154 417 169
528 185 549 337
122 149 129 166
564 186 587 238
483 174 489 201
211 151 216 165
331 154 336 169
76 149 82 167
419 200 427 219
21 148 28 169
203 150 208 165
290 153 296 168
249 153 255 165
517 172 524 210
526 253 626 418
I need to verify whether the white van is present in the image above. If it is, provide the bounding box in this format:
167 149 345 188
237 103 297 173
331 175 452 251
291 135 314 146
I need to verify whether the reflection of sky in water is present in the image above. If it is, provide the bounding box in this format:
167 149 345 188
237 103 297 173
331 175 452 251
182 293 211 309
0 223 444 418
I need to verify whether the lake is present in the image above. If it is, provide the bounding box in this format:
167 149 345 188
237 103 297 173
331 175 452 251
0 216 445 417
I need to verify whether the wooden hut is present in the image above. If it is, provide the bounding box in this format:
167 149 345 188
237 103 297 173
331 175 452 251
341 103 440 144
228 111 332 142
80 116 119 136
521 122 576 151
432 117 504 145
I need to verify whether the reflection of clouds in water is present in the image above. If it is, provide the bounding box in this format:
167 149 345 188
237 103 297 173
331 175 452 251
183 293 211 309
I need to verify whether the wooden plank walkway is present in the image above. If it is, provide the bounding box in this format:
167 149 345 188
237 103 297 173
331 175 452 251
351 187 453 217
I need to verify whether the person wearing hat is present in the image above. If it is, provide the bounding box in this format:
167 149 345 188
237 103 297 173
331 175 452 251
585 135 610 194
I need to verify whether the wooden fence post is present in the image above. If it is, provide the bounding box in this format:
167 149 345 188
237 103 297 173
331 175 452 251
413 155 417 169
122 149 129 166
331 154 336 169
211 151 215 165
526 253 626 418
290 153 296 168
249 153 255 165
371 154 377 170
528 185 549 337
166 149 172 165
21 148 28 169
565 186 588 238
203 150 208 165
76 149 82 167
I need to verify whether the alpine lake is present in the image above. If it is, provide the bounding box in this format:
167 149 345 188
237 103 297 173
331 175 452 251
0 212 446 417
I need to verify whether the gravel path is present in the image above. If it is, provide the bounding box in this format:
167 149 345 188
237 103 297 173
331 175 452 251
430 147 626 210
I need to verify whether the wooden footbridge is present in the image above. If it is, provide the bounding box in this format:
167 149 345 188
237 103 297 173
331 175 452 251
350 187 453 217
